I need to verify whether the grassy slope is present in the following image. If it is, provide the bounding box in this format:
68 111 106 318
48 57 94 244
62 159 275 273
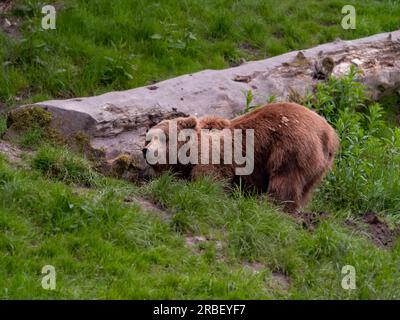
0 0 400 299
0 0 400 108
1 151 400 299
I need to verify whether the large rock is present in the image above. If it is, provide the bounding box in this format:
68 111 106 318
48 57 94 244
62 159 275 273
6 30 400 178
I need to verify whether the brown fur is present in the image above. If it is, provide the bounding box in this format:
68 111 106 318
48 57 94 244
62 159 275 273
198 116 231 130
145 103 340 212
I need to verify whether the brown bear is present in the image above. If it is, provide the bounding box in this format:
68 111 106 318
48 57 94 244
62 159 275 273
143 102 339 212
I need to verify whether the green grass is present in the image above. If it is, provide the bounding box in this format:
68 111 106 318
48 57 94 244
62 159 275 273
31 145 99 186
1 0 400 108
0 0 400 299
1 154 400 299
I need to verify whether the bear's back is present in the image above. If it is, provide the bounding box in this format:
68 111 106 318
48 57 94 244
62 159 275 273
231 103 326 129
231 102 339 168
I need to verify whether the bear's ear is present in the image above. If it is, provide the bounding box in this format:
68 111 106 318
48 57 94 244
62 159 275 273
177 116 198 129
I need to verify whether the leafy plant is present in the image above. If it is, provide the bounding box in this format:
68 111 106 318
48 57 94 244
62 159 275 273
306 68 400 214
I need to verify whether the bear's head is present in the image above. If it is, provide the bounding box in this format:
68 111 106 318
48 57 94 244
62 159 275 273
142 116 198 176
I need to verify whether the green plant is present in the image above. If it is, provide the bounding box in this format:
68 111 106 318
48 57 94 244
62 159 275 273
31 145 99 186
306 68 400 214
0 116 7 136
19 128 44 148
244 90 255 113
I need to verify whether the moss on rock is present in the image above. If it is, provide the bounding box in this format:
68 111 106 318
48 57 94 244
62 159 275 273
7 106 52 132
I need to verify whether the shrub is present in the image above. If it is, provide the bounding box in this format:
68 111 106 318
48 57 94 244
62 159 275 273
305 67 400 215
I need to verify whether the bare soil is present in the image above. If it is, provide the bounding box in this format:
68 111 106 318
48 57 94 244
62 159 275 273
346 212 400 248
0 0 21 38
0 1 15 14
0 139 23 162
290 211 330 231
244 262 291 291
124 195 175 220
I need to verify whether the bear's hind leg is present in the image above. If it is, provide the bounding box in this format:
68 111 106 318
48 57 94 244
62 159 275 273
267 173 303 213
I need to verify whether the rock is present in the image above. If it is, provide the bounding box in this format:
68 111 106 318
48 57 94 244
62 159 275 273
5 31 400 180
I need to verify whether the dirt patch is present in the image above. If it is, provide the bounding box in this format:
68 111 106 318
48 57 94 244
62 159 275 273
289 211 330 231
1 15 21 37
185 235 224 249
185 235 209 246
0 1 15 14
124 195 174 220
270 272 291 292
243 261 265 274
0 1 22 38
185 235 225 261
244 262 290 292
0 139 23 162
346 212 400 248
